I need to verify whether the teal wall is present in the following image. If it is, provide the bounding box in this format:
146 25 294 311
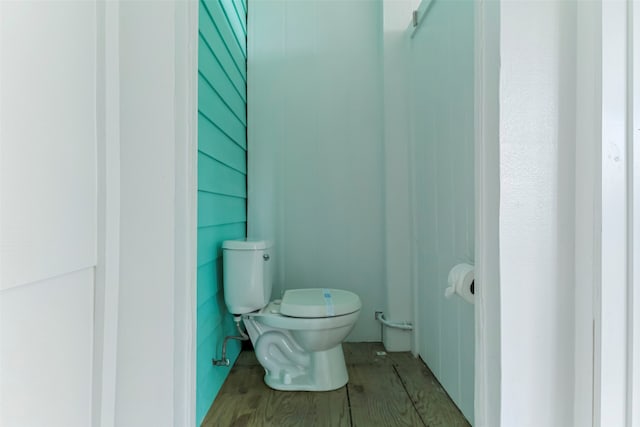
196 0 247 424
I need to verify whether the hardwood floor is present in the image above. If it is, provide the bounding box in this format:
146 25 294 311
202 342 470 427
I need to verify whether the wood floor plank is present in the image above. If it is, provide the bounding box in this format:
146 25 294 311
201 365 267 427
233 347 260 366
392 354 471 427
203 358 349 426
347 363 425 427
343 342 393 366
203 345 471 427
252 387 350 427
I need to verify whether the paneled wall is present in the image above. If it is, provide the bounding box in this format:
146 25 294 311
247 0 385 341
0 2 97 426
409 0 475 422
196 0 247 423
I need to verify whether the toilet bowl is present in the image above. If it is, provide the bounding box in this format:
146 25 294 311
222 240 361 391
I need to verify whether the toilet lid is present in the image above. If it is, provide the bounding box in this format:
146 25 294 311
279 288 361 318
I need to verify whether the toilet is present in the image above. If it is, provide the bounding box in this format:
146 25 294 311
222 239 361 391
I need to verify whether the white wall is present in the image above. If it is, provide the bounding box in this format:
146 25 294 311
477 1 637 425
1 2 197 426
113 2 197 426
248 0 385 341
114 3 177 425
408 0 475 422
0 2 97 426
0 1 97 290
0 270 94 427
498 1 577 426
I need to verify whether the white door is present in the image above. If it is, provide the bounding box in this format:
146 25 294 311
0 2 98 426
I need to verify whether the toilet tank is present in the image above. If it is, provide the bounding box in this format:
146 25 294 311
222 240 273 315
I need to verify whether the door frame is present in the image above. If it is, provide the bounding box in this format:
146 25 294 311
144 1 640 426
93 1 199 425
173 0 199 426
594 1 640 426
473 1 501 426
631 4 640 425
473 1 640 426
93 2 122 426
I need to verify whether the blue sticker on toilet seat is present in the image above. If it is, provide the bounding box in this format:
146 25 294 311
322 288 335 316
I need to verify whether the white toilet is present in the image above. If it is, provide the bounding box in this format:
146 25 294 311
222 239 361 391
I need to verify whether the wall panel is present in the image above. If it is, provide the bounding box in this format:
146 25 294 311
409 0 475 422
0 3 97 426
196 0 247 424
248 0 385 341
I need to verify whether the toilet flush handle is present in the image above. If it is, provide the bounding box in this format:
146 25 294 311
263 254 270 261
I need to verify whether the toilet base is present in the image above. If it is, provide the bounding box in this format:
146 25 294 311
262 345 349 391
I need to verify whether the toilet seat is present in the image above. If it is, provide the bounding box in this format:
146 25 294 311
246 301 360 331
280 288 361 318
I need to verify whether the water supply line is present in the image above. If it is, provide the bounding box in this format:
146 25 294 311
212 316 249 367
375 311 413 331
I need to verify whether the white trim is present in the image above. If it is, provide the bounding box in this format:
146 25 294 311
630 2 640 425
172 1 198 426
409 124 420 358
573 2 601 426
596 1 630 426
405 8 420 357
93 2 121 426
473 1 501 426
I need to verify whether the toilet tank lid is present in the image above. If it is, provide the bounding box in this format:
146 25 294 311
280 288 361 318
222 239 273 250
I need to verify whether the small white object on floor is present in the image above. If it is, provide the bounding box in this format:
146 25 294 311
376 351 387 356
